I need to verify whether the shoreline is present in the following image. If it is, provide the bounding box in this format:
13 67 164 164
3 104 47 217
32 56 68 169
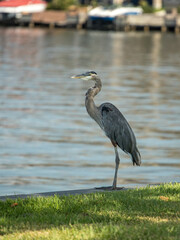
0 10 180 33
0 187 130 201
1 183 178 201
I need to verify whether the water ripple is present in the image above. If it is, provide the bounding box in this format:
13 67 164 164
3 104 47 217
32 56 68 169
0 28 180 195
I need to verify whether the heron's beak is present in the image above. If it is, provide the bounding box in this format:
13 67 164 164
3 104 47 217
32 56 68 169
71 73 91 81
71 74 84 79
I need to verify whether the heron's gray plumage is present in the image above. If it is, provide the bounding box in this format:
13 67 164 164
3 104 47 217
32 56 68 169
71 71 141 189
100 102 136 151
99 102 141 166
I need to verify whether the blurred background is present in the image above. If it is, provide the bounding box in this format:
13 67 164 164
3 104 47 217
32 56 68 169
0 0 180 196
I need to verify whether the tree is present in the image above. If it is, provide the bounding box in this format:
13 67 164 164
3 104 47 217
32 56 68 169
47 0 78 10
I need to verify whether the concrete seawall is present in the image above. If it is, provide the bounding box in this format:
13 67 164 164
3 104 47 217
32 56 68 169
0 183 178 201
0 187 130 201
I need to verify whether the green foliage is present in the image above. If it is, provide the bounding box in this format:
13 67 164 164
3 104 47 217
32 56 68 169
178 6 180 13
0 183 180 239
91 0 99 8
139 0 164 13
47 0 78 10
139 0 154 13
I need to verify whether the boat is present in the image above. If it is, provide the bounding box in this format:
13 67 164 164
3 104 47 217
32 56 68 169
88 6 143 21
0 0 47 24
0 0 47 14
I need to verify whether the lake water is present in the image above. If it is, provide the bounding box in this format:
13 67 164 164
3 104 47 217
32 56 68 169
0 27 180 196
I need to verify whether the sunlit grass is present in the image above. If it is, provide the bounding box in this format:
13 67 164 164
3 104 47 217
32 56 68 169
0 183 179 239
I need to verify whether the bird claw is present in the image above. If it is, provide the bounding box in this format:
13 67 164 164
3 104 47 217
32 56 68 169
95 186 124 191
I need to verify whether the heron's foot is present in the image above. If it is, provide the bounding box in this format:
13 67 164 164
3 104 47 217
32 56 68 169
95 186 112 190
112 186 124 191
95 186 124 191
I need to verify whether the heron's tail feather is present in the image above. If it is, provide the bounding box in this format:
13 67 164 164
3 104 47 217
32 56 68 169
131 147 141 166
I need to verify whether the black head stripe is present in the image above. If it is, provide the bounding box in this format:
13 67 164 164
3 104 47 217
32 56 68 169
86 71 97 75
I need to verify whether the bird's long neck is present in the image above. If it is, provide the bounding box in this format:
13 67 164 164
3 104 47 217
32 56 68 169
85 77 103 129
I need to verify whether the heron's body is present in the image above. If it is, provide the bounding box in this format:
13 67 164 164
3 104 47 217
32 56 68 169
72 71 141 189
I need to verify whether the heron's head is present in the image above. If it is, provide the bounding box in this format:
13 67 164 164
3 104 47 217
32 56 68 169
71 71 98 81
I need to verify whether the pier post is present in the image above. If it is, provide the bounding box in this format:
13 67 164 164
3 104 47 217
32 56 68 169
76 23 82 29
87 19 92 29
144 26 150 32
175 26 180 33
124 25 130 32
131 25 136 31
49 22 55 29
29 22 34 28
161 25 167 32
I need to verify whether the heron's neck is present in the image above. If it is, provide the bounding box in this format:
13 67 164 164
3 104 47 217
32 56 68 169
86 77 102 98
85 77 103 128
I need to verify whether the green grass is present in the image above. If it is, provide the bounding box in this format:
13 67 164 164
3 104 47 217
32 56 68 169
0 183 179 240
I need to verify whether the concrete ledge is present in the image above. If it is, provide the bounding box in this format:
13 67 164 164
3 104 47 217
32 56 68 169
0 183 178 201
0 187 131 201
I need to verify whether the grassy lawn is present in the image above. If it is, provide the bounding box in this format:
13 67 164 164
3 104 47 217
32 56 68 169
0 183 179 240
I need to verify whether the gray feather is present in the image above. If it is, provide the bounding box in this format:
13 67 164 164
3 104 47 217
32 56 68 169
99 102 141 166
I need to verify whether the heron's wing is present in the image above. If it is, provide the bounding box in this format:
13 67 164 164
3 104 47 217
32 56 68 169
99 102 136 154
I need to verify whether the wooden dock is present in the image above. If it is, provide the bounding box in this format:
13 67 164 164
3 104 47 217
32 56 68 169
0 9 87 29
87 13 180 33
30 10 87 29
125 14 179 33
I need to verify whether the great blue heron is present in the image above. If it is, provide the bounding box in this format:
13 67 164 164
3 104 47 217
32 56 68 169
71 71 141 190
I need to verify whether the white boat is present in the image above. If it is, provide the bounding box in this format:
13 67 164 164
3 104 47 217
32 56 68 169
0 0 47 14
88 6 143 20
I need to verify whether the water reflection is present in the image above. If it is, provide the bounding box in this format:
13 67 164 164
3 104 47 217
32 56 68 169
0 28 180 195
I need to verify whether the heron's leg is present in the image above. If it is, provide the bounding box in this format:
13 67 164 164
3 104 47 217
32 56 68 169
95 146 123 191
112 146 120 189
